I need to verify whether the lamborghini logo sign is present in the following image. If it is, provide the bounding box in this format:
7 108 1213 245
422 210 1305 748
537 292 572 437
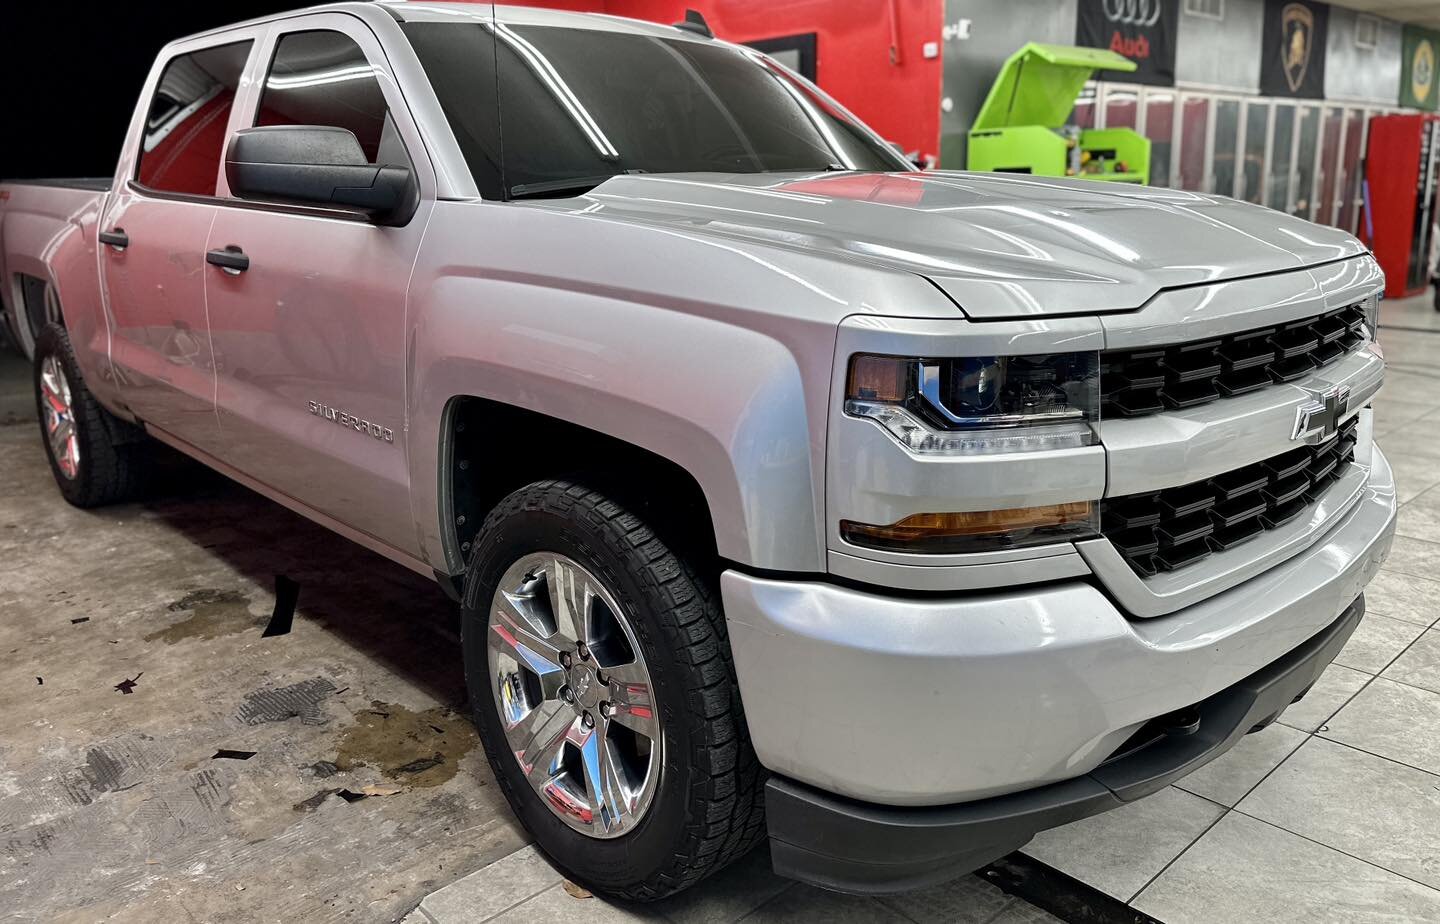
1415 39 1436 104
1281 3 1315 93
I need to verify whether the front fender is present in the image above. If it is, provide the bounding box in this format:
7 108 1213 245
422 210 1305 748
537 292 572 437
405 200 958 575
410 273 825 573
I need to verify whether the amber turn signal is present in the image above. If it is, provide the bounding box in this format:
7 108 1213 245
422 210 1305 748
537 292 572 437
841 502 1097 554
846 354 910 402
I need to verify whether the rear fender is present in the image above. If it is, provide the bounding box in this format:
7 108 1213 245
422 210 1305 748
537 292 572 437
0 190 119 411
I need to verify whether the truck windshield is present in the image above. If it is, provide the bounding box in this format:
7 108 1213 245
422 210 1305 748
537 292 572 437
401 20 913 199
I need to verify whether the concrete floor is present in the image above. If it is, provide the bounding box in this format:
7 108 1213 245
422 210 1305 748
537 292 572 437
0 335 30 426
3 292 1439 923
0 374 529 922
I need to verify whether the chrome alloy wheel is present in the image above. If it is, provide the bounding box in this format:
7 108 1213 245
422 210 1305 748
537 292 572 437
488 552 661 838
39 355 79 480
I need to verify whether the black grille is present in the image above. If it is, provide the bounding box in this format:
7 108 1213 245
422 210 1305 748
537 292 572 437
1102 304 1368 418
1100 416 1359 577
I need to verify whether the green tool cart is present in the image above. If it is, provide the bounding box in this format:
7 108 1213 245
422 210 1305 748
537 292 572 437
967 43 1151 184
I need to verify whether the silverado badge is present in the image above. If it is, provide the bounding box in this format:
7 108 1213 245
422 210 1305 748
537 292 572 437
308 401 395 444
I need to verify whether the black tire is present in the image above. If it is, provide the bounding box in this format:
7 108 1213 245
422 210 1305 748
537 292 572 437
461 480 766 901
33 323 146 507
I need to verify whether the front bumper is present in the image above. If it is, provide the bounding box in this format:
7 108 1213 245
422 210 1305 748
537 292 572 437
762 598 1362 894
722 446 1395 889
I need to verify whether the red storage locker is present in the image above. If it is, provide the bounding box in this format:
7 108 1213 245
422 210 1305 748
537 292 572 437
1363 113 1440 299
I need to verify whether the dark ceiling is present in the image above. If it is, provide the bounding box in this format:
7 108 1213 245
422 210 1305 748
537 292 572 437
2 4 298 180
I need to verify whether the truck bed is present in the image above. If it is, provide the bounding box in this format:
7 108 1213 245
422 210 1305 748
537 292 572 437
1 177 112 192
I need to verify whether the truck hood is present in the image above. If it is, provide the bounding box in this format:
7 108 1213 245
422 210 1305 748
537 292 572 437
580 171 1368 319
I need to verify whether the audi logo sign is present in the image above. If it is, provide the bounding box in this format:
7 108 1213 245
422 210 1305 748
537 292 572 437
1076 0 1178 86
1103 0 1163 27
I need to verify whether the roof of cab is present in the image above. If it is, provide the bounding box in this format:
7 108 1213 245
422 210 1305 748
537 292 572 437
175 1 711 45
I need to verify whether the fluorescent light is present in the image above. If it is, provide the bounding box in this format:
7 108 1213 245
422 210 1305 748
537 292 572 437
267 64 377 90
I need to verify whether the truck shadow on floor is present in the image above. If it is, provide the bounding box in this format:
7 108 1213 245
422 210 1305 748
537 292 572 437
135 446 468 709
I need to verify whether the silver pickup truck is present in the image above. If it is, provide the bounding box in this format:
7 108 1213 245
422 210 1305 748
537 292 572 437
0 1 1396 901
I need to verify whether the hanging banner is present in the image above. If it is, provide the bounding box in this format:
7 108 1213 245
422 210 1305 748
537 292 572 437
1075 0 1179 87
1402 25 1440 111
1259 0 1329 99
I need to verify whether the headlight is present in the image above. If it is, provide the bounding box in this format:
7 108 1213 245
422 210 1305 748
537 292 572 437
844 352 1100 454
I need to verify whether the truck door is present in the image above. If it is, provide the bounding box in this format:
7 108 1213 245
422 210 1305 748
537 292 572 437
99 39 255 440
200 18 433 556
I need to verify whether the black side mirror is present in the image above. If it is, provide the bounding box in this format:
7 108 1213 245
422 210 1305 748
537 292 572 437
225 126 415 223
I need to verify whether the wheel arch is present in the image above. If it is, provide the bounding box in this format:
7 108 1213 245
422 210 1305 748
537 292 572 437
437 395 724 579
5 271 53 358
17 272 64 339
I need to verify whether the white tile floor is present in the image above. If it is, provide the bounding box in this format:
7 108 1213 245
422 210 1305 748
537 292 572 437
407 842 1053 924
412 294 1440 923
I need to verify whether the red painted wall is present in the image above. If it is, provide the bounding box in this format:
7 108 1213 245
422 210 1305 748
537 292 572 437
480 0 943 166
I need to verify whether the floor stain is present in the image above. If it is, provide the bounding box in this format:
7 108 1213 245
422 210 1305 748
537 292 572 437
144 589 259 644
305 760 339 778
236 678 338 726
81 747 128 795
333 702 477 789
190 768 226 812
3 822 60 857
61 738 168 806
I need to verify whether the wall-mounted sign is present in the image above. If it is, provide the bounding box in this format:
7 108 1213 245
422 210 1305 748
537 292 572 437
1402 25 1440 111
1075 0 1179 86
1260 0 1329 98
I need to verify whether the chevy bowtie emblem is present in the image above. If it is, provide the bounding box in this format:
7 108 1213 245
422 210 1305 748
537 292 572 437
1292 385 1350 444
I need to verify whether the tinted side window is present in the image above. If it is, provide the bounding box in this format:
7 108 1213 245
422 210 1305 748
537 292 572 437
136 41 252 196
256 30 396 164
401 22 503 199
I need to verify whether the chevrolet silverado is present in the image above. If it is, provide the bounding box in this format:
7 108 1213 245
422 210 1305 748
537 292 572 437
0 1 1396 901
